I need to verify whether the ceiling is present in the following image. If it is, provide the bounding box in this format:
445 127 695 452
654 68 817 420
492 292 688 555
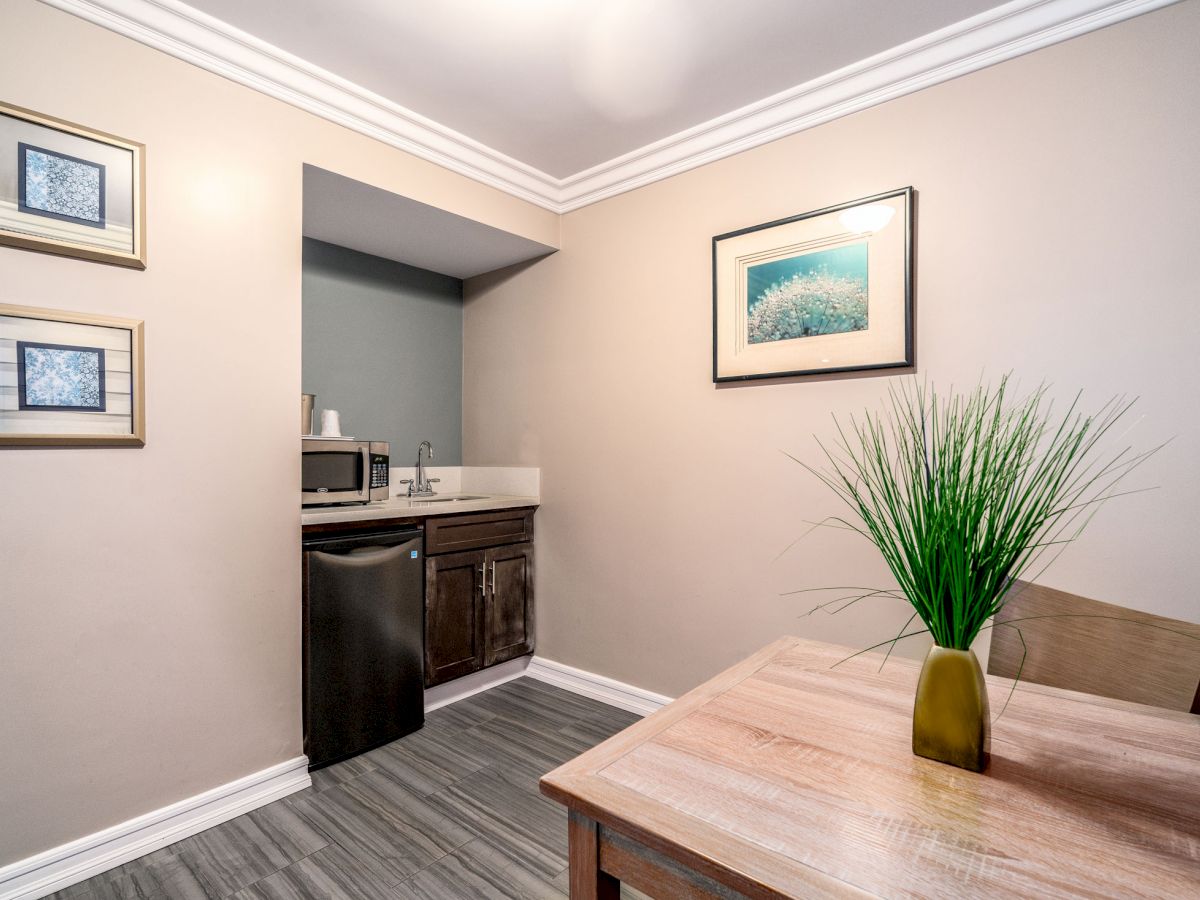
50 0 1173 210
182 0 1003 178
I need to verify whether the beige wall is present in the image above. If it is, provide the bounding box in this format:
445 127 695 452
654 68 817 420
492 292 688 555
0 0 555 866
464 2 1200 697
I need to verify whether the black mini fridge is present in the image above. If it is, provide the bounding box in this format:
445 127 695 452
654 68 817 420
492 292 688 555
302 525 425 770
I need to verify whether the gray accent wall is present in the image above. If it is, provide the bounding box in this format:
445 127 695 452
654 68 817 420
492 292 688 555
303 238 463 464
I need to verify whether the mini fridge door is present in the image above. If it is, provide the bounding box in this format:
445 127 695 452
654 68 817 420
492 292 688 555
302 527 424 769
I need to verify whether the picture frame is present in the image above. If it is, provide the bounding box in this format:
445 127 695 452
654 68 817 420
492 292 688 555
0 101 146 269
0 303 145 446
713 187 913 382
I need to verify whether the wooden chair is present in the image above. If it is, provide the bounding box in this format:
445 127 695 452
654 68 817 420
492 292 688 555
988 581 1200 713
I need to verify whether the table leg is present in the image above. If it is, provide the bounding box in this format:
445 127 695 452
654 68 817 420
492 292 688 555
568 809 620 899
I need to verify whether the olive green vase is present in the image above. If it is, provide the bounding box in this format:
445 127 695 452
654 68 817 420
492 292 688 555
912 646 991 772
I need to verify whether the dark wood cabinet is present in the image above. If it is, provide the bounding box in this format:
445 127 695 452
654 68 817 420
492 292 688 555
424 550 486 686
424 509 535 687
483 542 534 667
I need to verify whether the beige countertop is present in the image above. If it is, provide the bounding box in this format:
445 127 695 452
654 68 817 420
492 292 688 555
301 493 539 527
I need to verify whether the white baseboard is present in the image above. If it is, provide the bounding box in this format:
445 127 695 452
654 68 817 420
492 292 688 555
424 652 673 717
423 655 531 712
526 656 673 717
0 757 311 900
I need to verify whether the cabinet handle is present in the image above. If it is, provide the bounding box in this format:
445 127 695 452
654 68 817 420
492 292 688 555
491 560 496 591
479 565 487 596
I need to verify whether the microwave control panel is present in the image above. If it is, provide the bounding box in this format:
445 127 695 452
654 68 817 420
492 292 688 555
370 454 389 490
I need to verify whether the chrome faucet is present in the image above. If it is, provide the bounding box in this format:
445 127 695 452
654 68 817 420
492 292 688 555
400 440 439 497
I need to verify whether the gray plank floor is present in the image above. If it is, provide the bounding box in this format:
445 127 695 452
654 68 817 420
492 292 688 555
51 678 645 900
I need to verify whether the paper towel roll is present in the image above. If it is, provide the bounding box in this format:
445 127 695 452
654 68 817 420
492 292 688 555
320 409 341 437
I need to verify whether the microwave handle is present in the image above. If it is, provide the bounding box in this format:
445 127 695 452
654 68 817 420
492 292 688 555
360 444 370 496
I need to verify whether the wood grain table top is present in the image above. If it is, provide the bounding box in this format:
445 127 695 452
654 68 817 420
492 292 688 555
540 637 1200 899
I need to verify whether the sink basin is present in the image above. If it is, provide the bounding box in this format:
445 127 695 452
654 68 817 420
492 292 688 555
417 495 488 503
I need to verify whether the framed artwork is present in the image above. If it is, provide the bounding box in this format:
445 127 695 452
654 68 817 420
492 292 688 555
0 101 146 269
713 187 913 382
0 303 145 446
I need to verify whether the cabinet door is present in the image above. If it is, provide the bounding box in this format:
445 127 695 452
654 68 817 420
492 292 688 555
425 550 485 687
484 542 534 666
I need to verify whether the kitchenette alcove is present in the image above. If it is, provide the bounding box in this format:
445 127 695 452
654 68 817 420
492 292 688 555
300 166 554 765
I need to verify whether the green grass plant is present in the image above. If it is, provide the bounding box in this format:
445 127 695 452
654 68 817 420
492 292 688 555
804 376 1152 650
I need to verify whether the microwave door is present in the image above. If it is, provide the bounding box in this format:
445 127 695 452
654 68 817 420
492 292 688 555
303 441 369 504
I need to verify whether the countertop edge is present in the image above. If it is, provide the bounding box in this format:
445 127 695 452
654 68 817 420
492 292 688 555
301 494 539 528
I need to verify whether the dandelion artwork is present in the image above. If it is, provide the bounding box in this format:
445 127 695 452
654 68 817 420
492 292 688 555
746 244 868 345
713 187 912 382
17 341 107 412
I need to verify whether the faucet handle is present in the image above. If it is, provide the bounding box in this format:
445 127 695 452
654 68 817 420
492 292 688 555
427 478 440 484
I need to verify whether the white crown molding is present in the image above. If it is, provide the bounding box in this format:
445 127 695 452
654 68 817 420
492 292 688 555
0 756 310 900
39 0 1180 214
555 0 1182 210
37 0 561 208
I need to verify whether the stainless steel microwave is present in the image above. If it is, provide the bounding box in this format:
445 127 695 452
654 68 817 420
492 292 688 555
302 438 389 506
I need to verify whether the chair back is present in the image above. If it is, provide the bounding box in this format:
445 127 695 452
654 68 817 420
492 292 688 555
988 581 1200 713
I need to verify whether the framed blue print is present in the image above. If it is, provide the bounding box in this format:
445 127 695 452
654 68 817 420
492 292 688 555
1 303 143 446
713 187 913 382
1 101 145 268
18 143 107 229
17 340 108 412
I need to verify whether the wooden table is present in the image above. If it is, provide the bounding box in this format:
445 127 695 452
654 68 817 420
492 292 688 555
539 637 1200 899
